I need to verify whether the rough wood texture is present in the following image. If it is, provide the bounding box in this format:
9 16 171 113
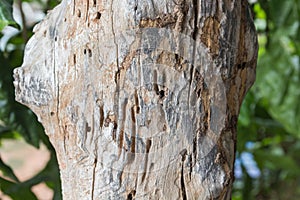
14 0 257 199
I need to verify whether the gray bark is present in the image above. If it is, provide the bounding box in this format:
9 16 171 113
14 0 257 199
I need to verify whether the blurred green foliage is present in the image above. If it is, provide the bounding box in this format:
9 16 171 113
235 0 300 199
0 0 299 199
0 0 19 31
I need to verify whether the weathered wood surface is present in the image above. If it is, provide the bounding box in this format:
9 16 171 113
14 0 257 199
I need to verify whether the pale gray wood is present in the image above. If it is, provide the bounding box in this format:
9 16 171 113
14 0 257 199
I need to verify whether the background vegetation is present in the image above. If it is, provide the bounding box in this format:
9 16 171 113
0 0 299 199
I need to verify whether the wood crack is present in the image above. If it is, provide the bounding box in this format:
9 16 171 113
86 0 89 22
110 0 119 69
192 0 199 41
180 148 187 200
91 157 97 200
141 139 152 183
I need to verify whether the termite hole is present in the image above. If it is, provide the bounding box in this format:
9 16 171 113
163 124 167 131
77 9 81 18
127 190 136 200
73 54 76 64
157 90 165 98
96 12 101 19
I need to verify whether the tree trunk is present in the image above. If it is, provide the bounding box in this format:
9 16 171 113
13 0 257 199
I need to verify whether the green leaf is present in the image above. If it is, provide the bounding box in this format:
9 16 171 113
0 0 19 31
254 3 266 19
0 151 61 200
0 177 38 200
255 150 300 176
0 157 19 182
277 1 293 25
0 124 10 134
256 38 300 136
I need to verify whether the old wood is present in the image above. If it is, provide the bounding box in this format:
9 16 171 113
14 0 257 199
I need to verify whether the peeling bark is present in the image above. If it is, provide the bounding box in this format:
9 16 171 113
13 0 257 199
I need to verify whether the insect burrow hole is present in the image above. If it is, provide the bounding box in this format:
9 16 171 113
96 12 101 20
77 9 81 18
